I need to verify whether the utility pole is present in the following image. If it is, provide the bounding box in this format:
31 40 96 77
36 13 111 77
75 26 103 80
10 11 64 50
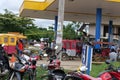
56 0 65 60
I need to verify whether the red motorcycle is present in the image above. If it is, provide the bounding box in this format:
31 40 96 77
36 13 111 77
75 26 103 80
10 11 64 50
98 60 120 80
8 53 39 80
28 55 39 80
40 54 66 80
64 60 120 80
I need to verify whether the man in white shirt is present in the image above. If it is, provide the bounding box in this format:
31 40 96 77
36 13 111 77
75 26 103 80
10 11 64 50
109 49 118 61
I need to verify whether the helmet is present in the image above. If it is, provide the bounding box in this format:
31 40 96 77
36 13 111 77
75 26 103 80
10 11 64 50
2 43 5 47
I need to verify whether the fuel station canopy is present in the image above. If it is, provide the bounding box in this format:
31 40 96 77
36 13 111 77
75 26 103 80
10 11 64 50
20 0 120 25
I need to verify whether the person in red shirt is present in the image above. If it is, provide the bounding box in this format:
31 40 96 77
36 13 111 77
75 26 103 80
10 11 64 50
16 39 24 55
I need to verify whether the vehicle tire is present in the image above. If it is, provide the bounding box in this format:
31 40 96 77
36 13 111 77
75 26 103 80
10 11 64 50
40 75 54 80
62 53 68 61
28 69 37 80
9 72 21 80
0 61 6 74
12 76 18 80
64 76 83 80
32 69 37 80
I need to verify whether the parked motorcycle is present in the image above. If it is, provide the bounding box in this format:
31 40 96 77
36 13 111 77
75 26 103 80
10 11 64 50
64 60 120 80
40 54 66 80
98 60 120 80
8 53 38 80
28 54 39 80
8 55 27 80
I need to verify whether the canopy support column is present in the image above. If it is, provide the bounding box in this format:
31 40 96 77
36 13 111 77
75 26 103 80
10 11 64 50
95 8 102 49
56 0 65 61
108 20 113 44
54 16 58 41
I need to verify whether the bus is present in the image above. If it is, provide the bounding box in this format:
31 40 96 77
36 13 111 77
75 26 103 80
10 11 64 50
0 32 27 54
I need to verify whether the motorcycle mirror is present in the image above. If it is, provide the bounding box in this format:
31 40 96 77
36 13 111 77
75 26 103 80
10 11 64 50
2 43 5 47
105 60 110 64
54 46 58 50
43 53 48 57
80 65 88 72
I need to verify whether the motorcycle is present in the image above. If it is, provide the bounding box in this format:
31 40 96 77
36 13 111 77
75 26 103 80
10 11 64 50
28 54 39 80
64 60 120 80
98 60 120 80
8 53 38 80
40 50 66 80
8 55 27 80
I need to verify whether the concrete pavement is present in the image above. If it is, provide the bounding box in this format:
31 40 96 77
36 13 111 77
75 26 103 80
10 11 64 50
37 57 81 70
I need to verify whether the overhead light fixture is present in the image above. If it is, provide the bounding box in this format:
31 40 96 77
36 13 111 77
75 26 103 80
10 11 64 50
106 0 120 2
68 0 74 2
39 0 46 2
33 0 46 2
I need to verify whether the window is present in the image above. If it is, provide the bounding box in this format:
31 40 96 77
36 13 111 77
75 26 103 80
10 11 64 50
71 43 76 48
0 38 1 43
66 42 70 49
4 37 8 43
11 38 15 43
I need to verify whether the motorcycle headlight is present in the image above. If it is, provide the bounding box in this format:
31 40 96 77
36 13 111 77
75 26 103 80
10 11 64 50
80 65 88 72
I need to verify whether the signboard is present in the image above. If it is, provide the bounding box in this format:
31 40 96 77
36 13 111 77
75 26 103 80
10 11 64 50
66 49 76 56
81 44 87 65
81 44 93 75
86 46 93 75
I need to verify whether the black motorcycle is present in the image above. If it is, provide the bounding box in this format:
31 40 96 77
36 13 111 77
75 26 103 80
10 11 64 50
40 54 66 80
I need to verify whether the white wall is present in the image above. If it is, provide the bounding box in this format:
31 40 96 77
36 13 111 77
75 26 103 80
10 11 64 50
89 25 103 37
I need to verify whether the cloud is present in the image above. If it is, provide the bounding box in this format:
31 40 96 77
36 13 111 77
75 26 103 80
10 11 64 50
0 0 23 13
0 0 70 28
33 18 71 28
33 18 54 28
0 0 56 28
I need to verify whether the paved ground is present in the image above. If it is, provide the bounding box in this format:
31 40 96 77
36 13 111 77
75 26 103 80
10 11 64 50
37 57 81 70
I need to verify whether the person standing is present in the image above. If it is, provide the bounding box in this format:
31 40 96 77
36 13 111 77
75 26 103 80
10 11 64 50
51 40 56 55
109 49 118 61
16 39 24 55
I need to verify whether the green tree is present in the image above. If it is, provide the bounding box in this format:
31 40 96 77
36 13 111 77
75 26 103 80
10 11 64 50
0 9 84 41
63 23 78 39
0 9 35 34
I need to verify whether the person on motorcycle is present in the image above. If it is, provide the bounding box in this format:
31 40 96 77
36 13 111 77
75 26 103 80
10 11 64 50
44 44 53 60
0 44 9 74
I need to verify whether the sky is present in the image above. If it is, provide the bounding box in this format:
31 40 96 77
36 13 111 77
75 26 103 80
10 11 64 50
0 0 70 28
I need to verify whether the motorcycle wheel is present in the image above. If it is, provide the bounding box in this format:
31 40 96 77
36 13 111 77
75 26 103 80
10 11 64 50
9 72 21 80
28 69 37 80
12 76 18 80
64 76 83 80
40 75 54 80
62 53 68 61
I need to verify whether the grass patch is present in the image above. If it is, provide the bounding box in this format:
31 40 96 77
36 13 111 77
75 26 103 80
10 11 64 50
90 61 120 77
36 61 120 79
